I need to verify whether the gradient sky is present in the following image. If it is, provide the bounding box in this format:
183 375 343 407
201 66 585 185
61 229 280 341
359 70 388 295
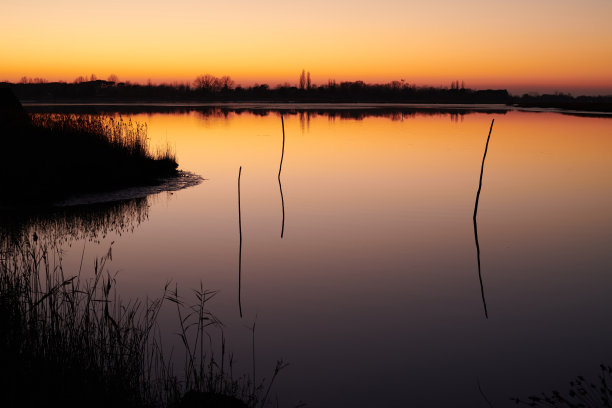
2 0 611 94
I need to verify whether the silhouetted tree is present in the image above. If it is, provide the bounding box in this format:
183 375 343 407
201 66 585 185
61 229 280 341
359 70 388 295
193 74 234 93
18 77 47 84
107 74 119 83
299 70 306 90
194 74 215 91
306 71 311 89
219 75 235 90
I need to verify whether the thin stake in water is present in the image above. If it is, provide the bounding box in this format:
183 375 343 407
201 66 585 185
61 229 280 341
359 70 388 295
473 118 494 319
238 166 243 318
279 115 286 238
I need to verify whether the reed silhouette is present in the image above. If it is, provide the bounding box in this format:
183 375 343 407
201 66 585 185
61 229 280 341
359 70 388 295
0 103 178 205
0 231 285 407
512 364 612 407
473 119 494 319
0 196 149 249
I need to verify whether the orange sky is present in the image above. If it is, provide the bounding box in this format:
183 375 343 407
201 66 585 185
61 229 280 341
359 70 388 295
2 0 612 94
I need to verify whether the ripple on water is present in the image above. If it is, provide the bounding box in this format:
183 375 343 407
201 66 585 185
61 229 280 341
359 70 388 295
54 171 204 207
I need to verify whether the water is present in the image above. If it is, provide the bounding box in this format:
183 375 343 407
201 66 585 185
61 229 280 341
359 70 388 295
6 107 612 407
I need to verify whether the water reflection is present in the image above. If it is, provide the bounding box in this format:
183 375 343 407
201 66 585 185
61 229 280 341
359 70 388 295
237 166 243 318
7 108 612 407
298 111 311 132
0 197 150 249
279 116 286 238
25 103 509 121
473 119 494 319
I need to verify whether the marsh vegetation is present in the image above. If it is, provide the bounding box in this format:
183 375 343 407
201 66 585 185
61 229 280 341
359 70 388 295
0 234 284 408
0 88 178 204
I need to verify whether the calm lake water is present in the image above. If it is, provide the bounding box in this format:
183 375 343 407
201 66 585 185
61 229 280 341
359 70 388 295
7 106 612 407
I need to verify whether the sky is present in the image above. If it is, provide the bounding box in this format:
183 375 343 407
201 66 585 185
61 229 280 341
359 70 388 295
2 0 611 95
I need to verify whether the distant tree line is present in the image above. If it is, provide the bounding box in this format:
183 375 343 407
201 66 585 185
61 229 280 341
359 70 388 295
513 92 612 112
2 74 610 110
3 75 511 104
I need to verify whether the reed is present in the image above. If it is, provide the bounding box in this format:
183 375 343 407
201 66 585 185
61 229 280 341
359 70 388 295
1 113 178 204
0 236 285 407
29 114 176 163
512 365 612 407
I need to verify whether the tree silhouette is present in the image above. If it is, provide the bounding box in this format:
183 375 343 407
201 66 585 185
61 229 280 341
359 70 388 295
219 76 235 90
193 74 235 92
194 74 216 91
5 76 519 106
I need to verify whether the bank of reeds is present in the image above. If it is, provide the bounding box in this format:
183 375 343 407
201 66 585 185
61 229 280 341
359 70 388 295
512 365 612 407
30 114 176 163
0 237 285 408
1 113 178 204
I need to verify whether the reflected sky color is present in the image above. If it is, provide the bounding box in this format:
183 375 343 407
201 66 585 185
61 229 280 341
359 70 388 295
32 109 612 407
2 0 612 93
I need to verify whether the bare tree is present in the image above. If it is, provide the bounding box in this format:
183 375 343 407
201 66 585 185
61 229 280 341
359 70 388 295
306 71 311 89
194 74 216 90
299 69 306 90
193 74 235 92
219 75 235 90
107 74 119 83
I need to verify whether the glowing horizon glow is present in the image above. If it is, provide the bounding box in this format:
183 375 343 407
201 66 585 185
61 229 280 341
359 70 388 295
2 0 612 95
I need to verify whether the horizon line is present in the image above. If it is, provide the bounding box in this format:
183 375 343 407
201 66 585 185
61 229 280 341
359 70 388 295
4 76 612 98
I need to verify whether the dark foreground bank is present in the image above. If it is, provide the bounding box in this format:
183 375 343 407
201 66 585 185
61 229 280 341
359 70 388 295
0 87 178 205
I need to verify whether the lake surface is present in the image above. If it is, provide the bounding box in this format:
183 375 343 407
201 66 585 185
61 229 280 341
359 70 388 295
6 106 612 407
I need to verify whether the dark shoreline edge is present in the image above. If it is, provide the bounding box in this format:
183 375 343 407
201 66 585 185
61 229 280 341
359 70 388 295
53 170 204 207
0 170 203 212
21 101 612 118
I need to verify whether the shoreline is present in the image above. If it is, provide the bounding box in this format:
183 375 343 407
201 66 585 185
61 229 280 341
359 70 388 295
0 171 203 212
20 101 612 116
53 170 203 207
